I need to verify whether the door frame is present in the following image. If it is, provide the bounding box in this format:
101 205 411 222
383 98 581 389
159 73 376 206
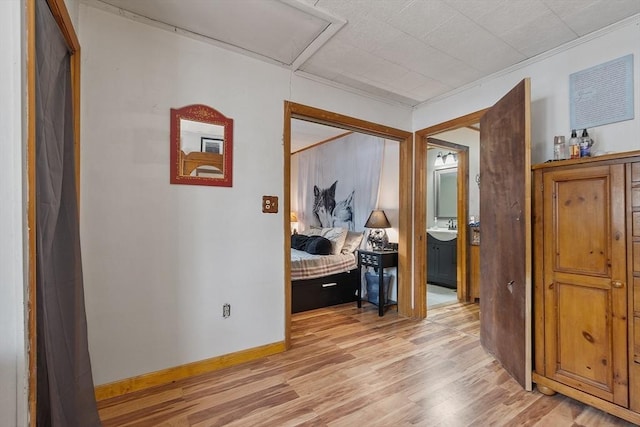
414 109 487 318
283 101 413 347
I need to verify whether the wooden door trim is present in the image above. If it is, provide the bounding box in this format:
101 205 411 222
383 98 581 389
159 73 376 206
27 0 80 423
414 109 487 318
284 101 413 346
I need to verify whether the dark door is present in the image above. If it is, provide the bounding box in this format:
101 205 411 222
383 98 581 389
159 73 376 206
479 79 532 390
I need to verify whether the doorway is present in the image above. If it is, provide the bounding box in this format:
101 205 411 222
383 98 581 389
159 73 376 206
425 137 470 308
414 109 487 318
283 101 413 348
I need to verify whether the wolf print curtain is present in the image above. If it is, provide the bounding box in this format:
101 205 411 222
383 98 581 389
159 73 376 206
295 133 384 232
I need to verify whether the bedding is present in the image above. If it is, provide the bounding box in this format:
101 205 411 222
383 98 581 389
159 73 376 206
290 248 357 281
290 228 363 312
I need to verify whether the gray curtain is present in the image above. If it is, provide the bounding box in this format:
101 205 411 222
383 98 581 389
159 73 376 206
35 0 101 425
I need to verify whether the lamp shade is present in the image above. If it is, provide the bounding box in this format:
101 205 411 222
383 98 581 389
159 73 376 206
365 210 391 229
434 152 444 167
444 151 457 165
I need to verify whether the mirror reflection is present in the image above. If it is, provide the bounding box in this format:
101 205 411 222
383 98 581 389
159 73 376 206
180 119 225 177
170 104 233 187
435 167 457 218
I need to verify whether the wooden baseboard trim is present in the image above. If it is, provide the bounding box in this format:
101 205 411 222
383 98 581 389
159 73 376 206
532 373 640 425
95 341 286 401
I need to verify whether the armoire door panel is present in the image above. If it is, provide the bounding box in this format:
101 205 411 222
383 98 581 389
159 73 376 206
633 162 640 180
632 186 640 207
554 281 612 391
632 277 640 315
633 212 640 236
542 163 628 407
634 316 640 364
553 175 610 276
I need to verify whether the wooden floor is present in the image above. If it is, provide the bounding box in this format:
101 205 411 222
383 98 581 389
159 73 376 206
98 302 635 426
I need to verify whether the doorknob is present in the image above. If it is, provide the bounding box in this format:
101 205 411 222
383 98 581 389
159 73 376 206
612 280 624 289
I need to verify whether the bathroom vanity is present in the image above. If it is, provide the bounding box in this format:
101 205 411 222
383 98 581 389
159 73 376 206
427 228 457 288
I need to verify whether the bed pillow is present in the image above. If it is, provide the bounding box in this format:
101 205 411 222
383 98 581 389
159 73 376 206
341 231 364 254
291 233 309 251
309 227 348 254
304 236 333 255
290 234 333 255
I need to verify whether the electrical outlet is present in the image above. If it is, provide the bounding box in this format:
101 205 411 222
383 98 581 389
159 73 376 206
223 303 231 318
262 196 278 213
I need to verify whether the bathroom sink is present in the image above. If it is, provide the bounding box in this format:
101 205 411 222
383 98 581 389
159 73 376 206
427 227 458 241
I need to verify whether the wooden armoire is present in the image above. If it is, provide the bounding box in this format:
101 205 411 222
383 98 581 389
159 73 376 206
532 150 640 424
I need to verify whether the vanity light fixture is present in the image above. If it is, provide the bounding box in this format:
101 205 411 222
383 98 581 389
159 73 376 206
434 152 445 167
444 151 458 166
434 151 457 167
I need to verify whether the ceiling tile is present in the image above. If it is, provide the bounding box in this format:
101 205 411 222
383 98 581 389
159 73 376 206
100 0 331 65
551 0 640 36
387 0 459 41
502 11 576 57
332 14 407 54
443 0 508 19
471 0 550 37
317 0 414 23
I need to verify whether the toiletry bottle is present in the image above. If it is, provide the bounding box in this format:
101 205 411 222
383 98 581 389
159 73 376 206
569 129 579 159
580 129 592 157
553 136 566 160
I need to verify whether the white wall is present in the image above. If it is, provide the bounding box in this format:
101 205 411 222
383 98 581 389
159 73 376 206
428 127 480 227
414 18 640 165
0 1 27 425
378 140 400 243
79 4 412 385
63 0 79 30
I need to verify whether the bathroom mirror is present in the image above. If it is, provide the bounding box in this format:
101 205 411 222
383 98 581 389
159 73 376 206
170 104 233 187
435 167 457 218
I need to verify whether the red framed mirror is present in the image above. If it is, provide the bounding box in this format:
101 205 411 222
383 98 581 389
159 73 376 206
170 104 233 187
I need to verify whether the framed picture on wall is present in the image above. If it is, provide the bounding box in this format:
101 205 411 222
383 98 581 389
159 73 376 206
201 137 223 154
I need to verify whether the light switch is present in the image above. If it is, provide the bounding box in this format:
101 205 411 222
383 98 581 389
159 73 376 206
262 196 278 213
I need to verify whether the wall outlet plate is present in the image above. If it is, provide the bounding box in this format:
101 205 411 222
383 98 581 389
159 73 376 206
262 196 278 213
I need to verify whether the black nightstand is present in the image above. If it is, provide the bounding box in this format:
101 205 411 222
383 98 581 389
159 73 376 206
357 249 398 316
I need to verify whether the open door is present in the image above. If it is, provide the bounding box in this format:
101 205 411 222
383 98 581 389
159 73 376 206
479 79 532 390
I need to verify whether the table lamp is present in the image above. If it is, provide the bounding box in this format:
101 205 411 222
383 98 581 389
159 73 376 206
365 210 391 250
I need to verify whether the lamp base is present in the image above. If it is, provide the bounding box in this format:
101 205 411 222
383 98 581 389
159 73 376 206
368 229 389 251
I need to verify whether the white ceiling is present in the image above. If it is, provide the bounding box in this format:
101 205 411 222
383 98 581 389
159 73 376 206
94 0 640 108
91 0 640 149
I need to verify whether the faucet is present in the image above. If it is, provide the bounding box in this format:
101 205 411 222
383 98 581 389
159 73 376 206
447 219 457 230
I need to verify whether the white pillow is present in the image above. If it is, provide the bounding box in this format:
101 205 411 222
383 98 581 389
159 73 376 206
306 227 348 255
341 231 364 254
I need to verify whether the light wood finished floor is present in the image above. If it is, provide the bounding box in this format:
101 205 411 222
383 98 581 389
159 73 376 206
98 302 635 426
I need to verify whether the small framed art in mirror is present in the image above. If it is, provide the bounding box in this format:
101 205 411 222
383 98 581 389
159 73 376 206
170 104 233 187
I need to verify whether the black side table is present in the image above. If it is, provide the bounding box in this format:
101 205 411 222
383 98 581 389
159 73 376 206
357 249 398 316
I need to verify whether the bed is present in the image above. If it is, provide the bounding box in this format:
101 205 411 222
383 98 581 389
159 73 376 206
291 228 363 313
